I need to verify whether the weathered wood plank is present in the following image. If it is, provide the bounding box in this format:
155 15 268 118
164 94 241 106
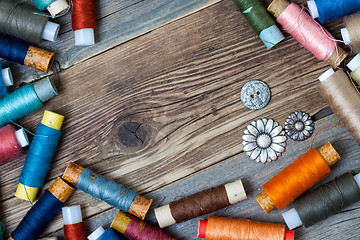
48 114 360 239
0 0 352 238
6 0 222 83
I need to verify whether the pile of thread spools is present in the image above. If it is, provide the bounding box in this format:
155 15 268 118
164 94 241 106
2 0 360 239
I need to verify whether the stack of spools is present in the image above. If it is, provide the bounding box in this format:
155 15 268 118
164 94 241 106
4 0 360 239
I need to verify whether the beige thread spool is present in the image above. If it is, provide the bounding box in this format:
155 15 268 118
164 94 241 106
318 68 360 146
267 0 348 69
256 142 340 213
341 12 360 52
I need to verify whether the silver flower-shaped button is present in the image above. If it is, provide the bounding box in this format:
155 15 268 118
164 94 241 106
242 118 287 163
285 112 314 141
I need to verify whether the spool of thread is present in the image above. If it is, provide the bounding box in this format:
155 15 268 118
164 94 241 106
62 162 152 220
232 0 284 49
197 217 294 240
256 142 340 213
267 0 347 69
154 179 247 228
341 13 360 51
32 0 69 17
307 0 360 23
0 77 58 128
71 0 96 46
317 68 360 146
88 226 124 240
111 210 176 240
62 205 87 240
283 172 360 229
0 62 13 98
0 124 29 165
347 53 360 85
0 0 60 43
15 110 64 202
0 33 54 72
10 177 75 240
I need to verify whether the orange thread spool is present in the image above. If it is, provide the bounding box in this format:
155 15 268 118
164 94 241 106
263 148 331 210
197 217 294 240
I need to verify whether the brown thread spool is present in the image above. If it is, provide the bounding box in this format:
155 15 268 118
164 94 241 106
267 0 348 69
197 217 294 240
342 12 360 52
62 162 152 220
318 69 360 146
24 45 54 73
154 179 246 228
255 142 340 213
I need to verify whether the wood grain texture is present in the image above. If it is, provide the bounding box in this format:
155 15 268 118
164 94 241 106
51 114 360 240
6 0 222 83
0 0 355 239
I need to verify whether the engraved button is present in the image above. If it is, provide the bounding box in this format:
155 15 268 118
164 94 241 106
240 80 271 110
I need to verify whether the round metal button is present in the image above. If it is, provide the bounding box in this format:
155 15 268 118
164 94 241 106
240 80 271 110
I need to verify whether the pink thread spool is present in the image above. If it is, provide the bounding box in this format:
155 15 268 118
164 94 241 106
267 0 347 69
0 124 29 165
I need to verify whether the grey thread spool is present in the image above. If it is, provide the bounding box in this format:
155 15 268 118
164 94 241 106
282 172 360 229
0 0 59 43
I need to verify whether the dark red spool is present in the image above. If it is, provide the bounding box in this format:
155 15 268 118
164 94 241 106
71 0 96 31
63 222 87 240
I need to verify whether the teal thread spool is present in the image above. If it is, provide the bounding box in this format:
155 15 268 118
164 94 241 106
0 77 58 127
32 0 69 17
233 0 284 49
0 222 4 240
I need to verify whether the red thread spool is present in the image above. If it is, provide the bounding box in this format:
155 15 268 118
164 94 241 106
198 217 294 240
71 0 96 46
0 124 28 165
62 205 87 240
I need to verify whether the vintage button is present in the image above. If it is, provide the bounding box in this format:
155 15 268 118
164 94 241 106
284 112 314 141
240 80 271 110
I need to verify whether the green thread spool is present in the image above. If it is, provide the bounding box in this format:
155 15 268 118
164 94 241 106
32 0 69 17
233 0 284 49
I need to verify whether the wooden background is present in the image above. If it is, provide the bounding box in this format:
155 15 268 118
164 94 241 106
1 0 359 239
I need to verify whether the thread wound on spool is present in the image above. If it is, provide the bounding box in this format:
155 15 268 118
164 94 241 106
319 70 360 146
71 0 96 45
268 0 347 68
0 33 54 73
0 62 9 97
0 84 43 128
294 172 360 227
262 148 331 210
11 178 74 240
199 217 291 240
16 111 63 201
0 125 25 165
62 162 152 220
0 0 48 43
155 179 246 228
111 210 175 240
344 13 360 52
64 222 87 240
233 0 284 49
315 0 360 23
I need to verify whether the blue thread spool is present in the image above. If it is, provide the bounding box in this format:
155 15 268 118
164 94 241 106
307 0 360 23
32 0 69 17
15 110 64 202
62 162 153 220
0 33 55 73
88 226 124 240
0 62 13 98
0 77 58 128
11 177 75 240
